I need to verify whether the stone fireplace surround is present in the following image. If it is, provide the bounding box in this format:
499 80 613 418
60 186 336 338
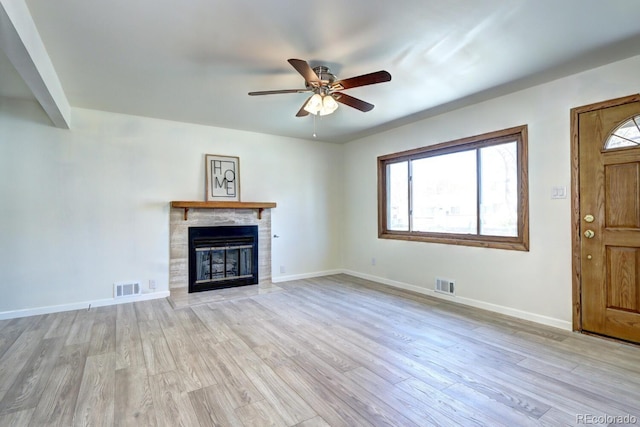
169 207 272 291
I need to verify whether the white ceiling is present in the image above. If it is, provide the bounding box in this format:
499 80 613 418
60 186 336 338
2 0 640 143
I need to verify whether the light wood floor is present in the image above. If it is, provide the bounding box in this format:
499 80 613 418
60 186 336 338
1 274 639 426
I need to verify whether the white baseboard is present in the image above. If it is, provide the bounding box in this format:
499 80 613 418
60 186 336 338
271 269 344 283
0 291 170 320
1 269 572 332
342 269 572 331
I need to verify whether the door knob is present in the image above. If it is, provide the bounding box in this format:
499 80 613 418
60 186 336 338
584 214 595 223
584 229 595 239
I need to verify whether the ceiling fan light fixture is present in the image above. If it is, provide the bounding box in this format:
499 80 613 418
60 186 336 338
320 95 339 116
303 93 323 115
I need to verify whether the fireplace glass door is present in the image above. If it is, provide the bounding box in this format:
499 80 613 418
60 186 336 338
188 225 259 293
195 244 253 283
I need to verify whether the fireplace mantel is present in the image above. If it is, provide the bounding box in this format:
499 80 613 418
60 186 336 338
171 201 276 220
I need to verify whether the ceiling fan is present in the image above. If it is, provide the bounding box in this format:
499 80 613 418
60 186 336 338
248 59 391 117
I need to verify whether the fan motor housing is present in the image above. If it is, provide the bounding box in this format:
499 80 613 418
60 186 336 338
306 66 336 89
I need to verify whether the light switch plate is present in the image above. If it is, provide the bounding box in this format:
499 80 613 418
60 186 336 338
551 186 567 199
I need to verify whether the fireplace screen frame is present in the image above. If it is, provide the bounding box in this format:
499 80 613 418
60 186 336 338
188 225 259 293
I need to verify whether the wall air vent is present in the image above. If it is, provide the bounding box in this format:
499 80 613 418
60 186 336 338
114 281 141 298
435 277 455 295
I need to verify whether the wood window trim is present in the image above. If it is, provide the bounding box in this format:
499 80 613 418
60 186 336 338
378 125 529 251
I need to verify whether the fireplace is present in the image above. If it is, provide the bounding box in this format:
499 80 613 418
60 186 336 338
188 225 259 293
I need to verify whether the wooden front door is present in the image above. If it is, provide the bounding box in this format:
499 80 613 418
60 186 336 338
575 95 640 343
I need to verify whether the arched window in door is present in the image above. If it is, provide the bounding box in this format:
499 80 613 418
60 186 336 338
604 115 640 150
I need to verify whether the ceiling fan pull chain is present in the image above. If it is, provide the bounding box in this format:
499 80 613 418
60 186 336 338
313 113 317 138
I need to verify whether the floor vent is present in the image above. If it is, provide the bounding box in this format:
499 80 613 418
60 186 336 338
435 277 455 295
114 281 141 298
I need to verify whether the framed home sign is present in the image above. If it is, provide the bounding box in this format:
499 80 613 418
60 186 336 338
205 154 240 201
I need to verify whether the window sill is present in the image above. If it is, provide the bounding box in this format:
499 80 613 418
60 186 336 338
378 230 529 251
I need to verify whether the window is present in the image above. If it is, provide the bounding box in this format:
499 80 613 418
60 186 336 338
378 125 529 251
604 115 640 150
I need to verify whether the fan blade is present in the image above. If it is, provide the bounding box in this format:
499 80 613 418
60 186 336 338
333 92 374 112
288 59 320 86
296 96 312 117
248 88 311 96
331 70 391 91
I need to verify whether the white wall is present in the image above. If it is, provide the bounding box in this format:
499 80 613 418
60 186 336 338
0 100 343 314
343 55 640 329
